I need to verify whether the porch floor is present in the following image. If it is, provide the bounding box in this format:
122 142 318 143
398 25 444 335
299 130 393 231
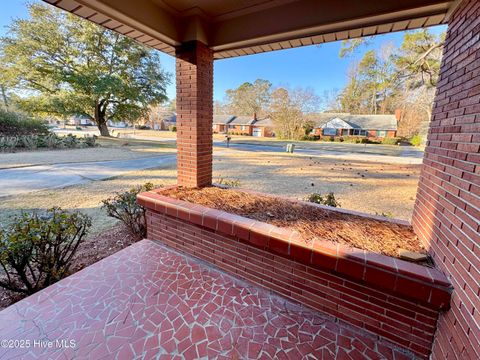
0 239 415 359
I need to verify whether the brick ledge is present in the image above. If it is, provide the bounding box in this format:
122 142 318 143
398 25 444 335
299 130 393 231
138 186 452 310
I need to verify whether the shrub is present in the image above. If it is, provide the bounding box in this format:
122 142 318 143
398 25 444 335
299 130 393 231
375 211 394 218
305 192 340 207
381 136 401 145
62 134 80 148
44 133 63 149
83 135 97 147
20 135 39 149
0 208 91 295
216 178 241 187
0 109 49 136
0 136 19 150
102 183 155 239
170 125 177 132
410 134 423 147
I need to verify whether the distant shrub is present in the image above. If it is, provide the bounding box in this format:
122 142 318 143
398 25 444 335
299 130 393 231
102 183 155 239
83 135 97 147
0 208 91 295
169 125 177 132
302 135 320 141
376 211 394 218
0 109 49 136
305 192 340 207
216 178 241 187
381 136 401 145
410 134 423 147
20 135 39 149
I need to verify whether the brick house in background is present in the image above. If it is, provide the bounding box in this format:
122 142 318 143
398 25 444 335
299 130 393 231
252 118 275 137
312 113 398 138
212 115 235 133
212 115 275 136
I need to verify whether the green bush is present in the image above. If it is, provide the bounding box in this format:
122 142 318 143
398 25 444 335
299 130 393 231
381 136 401 145
170 125 177 132
102 183 155 239
0 208 91 295
410 134 423 147
0 109 49 136
305 192 340 207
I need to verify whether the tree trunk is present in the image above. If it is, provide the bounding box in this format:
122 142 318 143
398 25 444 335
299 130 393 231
1 85 8 110
94 101 110 136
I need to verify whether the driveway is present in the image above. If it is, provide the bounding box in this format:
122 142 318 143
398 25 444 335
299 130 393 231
0 155 175 197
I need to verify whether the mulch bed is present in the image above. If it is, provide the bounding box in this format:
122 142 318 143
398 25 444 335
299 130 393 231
0 224 138 311
161 186 425 259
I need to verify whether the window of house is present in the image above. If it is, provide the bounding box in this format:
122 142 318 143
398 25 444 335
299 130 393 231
376 130 387 137
323 128 337 136
352 129 367 136
241 125 247 131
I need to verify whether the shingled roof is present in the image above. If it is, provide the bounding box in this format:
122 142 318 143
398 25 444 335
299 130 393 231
312 113 397 131
213 115 236 124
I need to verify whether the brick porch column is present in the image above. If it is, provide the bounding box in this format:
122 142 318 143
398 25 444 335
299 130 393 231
412 0 480 358
176 41 213 188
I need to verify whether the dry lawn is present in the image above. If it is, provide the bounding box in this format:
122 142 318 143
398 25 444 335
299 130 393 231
0 146 420 238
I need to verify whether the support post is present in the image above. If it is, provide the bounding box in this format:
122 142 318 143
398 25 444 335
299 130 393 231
175 41 213 188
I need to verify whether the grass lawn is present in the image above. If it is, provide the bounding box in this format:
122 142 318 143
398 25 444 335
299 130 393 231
0 144 420 236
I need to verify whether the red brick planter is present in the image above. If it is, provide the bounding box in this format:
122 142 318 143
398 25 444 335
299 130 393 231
138 187 452 358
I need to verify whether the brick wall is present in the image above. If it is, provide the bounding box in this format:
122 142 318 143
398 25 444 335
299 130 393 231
176 41 213 188
139 189 452 359
412 0 480 358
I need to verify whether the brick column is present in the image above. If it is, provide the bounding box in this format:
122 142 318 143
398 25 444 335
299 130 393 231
412 0 480 358
176 41 213 188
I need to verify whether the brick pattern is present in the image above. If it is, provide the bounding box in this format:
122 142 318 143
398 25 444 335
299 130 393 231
176 41 213 188
411 0 480 358
140 188 452 359
0 239 416 359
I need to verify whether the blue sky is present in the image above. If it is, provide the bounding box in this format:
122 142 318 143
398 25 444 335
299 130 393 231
1 0 446 103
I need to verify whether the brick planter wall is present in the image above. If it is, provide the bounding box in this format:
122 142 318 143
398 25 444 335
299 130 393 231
139 188 452 359
411 0 480 358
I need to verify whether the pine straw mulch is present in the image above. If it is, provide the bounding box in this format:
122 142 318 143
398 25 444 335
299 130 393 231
161 186 425 259
0 225 138 311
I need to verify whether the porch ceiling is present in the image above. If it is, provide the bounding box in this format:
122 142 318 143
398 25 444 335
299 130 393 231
44 0 458 58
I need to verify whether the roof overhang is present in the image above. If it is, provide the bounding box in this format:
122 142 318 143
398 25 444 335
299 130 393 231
43 0 458 59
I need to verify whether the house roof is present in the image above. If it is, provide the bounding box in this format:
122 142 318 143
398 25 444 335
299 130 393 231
312 113 397 131
345 114 398 131
213 115 235 124
253 118 274 127
229 116 257 125
44 0 457 60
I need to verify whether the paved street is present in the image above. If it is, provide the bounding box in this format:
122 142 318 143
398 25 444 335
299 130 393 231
0 155 176 197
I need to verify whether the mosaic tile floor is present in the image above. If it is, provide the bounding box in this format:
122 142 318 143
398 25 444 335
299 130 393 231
0 240 415 359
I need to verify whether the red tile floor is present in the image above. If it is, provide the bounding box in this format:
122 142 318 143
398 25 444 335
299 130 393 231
0 240 416 359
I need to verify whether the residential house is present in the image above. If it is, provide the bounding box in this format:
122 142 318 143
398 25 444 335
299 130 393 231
69 114 95 126
212 115 235 133
226 115 257 135
312 113 398 138
252 118 275 137
213 115 275 137
147 109 176 130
